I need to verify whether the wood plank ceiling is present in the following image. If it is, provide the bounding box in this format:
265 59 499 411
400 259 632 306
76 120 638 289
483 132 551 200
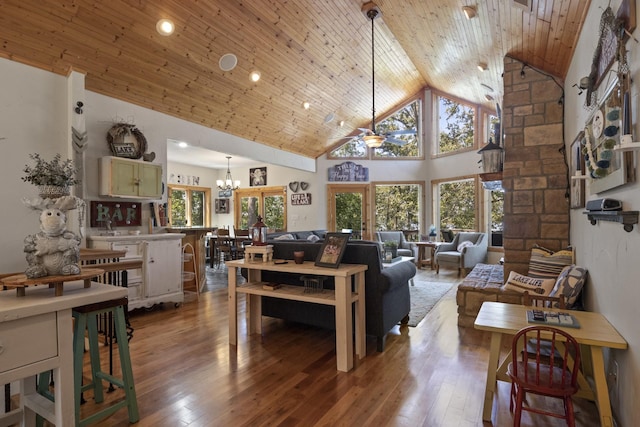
0 0 590 159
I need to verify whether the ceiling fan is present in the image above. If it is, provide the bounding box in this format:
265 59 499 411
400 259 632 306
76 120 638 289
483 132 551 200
359 2 416 148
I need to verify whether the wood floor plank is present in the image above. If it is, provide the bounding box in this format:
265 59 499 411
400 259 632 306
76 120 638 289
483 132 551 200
31 265 600 426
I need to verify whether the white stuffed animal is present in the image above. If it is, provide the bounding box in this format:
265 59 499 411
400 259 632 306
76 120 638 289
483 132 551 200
23 196 81 278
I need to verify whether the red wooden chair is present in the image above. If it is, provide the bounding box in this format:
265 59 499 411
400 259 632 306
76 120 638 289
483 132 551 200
508 325 581 427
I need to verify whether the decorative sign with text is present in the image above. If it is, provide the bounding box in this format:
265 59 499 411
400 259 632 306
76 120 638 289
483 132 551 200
90 201 142 227
291 193 312 205
328 161 369 182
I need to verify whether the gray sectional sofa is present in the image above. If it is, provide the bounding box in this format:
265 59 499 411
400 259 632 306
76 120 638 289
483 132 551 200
244 238 416 352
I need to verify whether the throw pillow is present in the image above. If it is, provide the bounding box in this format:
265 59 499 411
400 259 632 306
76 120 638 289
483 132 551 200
307 234 320 242
527 245 573 279
273 233 295 240
504 271 556 296
457 240 474 252
550 265 587 309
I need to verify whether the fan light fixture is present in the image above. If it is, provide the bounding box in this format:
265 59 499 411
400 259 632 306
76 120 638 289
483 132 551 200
363 3 384 148
156 19 175 36
216 156 240 191
462 6 477 20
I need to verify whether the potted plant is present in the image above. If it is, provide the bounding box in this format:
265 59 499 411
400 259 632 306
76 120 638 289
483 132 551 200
383 240 398 261
22 153 80 198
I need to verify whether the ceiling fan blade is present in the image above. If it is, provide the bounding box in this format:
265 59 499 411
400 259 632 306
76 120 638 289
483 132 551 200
385 129 416 136
385 137 409 146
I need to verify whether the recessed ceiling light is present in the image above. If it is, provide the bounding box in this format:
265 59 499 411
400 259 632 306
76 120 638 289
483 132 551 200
339 120 345 127
302 101 310 110
219 53 238 71
156 19 175 36
249 71 261 82
462 5 477 19
477 62 487 72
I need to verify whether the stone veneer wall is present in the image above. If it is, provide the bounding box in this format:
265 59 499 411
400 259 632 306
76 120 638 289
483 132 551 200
501 56 570 278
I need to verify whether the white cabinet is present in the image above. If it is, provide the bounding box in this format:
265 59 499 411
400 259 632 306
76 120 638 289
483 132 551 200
87 234 185 310
100 156 162 198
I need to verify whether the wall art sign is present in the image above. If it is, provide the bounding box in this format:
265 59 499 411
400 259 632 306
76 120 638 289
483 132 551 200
584 79 635 194
169 173 200 186
90 201 141 227
328 161 369 182
291 193 312 205
570 131 586 209
215 198 230 214
250 167 267 186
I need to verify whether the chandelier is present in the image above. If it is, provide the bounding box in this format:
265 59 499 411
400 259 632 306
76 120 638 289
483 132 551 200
216 156 240 191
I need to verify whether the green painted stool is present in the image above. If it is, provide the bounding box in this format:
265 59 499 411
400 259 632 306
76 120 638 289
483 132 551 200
37 297 139 426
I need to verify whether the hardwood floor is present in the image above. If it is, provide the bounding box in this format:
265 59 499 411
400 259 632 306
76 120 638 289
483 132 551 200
67 266 599 426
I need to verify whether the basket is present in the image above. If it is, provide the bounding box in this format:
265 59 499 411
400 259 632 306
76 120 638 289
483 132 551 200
38 185 70 199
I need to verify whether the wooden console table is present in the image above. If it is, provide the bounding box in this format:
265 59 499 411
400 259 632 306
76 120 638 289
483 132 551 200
0 281 127 426
226 258 367 372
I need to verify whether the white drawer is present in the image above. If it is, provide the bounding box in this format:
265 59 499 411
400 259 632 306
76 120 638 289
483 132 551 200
0 312 58 373
110 242 144 259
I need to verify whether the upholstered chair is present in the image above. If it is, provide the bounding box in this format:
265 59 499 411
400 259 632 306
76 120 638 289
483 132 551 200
434 231 487 276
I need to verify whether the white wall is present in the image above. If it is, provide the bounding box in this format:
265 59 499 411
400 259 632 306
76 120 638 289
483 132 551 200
0 58 69 271
564 1 640 424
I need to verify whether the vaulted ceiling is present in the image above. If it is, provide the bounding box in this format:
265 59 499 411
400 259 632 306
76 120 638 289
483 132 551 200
0 0 589 159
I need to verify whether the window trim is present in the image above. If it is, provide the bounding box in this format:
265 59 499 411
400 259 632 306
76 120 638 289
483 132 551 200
431 89 479 158
431 174 481 236
233 186 287 230
167 184 211 227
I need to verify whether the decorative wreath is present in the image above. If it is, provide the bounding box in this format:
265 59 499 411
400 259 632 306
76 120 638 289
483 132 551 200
106 123 148 159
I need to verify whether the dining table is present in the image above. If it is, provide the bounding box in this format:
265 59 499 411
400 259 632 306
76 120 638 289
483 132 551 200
474 301 627 427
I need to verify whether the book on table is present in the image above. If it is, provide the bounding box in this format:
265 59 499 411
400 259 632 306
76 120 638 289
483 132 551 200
526 310 580 328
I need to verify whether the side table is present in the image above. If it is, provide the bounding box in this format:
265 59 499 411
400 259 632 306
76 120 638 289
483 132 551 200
415 241 441 270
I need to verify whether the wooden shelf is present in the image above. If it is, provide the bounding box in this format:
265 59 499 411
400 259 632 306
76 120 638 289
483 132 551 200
479 171 503 182
584 210 639 232
236 281 359 306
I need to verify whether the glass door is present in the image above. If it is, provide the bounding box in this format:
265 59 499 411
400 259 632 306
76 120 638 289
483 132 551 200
327 184 370 240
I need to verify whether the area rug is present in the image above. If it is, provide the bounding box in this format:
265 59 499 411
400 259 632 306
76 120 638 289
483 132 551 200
407 281 456 327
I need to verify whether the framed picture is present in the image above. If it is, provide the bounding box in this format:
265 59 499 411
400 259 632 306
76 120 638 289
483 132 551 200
215 198 229 214
315 232 350 268
250 167 267 186
570 131 586 209
585 78 635 194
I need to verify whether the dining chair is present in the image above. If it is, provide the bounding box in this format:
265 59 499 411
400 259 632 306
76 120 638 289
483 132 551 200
522 291 566 309
508 325 581 427
215 228 235 265
233 226 251 258
521 291 567 364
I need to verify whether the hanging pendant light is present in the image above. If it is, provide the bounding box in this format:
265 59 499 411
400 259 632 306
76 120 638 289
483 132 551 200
216 156 240 191
363 3 385 148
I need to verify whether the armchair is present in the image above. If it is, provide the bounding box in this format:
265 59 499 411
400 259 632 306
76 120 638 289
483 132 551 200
434 231 487 276
375 231 416 257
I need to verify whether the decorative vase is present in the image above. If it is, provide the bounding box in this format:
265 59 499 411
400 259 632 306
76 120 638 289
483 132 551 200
38 185 70 199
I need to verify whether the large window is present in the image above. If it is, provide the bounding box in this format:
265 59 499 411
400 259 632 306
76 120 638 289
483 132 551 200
234 186 286 231
435 94 476 155
488 188 504 247
433 176 478 234
329 99 421 159
168 185 211 227
373 99 421 158
374 183 420 231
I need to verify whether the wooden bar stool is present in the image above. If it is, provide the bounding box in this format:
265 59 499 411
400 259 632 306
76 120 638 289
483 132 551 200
37 297 139 426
